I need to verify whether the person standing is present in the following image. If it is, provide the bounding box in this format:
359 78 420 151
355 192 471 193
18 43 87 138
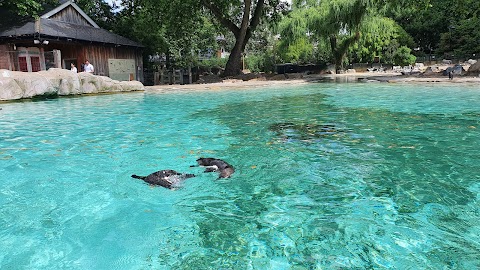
84 60 94 73
70 63 77 73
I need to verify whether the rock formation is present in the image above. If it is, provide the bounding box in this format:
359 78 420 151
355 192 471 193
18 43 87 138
0 68 144 101
467 61 480 76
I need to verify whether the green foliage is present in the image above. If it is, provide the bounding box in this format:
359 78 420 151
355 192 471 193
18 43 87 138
278 0 426 70
313 40 334 64
280 0 372 70
196 17 220 55
438 17 480 58
3 0 450 75
391 0 479 57
350 15 414 64
278 37 314 64
74 0 116 29
277 4 317 64
277 7 310 43
393 46 416 66
0 0 57 29
201 0 288 75
246 50 276 73
107 0 215 69
198 57 228 70
0 0 51 16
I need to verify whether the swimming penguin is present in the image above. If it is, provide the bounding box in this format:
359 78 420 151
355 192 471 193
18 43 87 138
131 170 195 189
192 158 235 178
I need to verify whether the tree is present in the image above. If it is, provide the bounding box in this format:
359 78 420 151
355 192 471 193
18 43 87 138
279 0 375 71
277 37 314 64
0 0 55 17
438 17 480 58
0 0 57 30
277 7 317 64
74 0 117 30
201 0 287 76
391 0 479 57
279 0 429 71
392 46 416 66
350 15 414 64
107 0 217 70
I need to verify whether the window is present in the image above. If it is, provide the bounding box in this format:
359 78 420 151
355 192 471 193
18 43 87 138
31 57 41 72
19 57 28 72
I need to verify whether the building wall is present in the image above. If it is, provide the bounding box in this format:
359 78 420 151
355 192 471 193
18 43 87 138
57 43 143 82
48 6 91 26
0 44 12 70
0 42 143 82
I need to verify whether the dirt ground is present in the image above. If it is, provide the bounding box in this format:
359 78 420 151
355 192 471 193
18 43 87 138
146 71 480 93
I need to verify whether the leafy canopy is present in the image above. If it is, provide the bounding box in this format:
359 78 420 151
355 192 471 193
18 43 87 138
0 0 57 30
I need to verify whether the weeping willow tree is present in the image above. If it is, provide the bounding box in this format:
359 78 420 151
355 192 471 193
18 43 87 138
277 8 316 63
280 0 428 72
350 15 414 63
352 16 401 63
279 0 377 71
318 0 371 71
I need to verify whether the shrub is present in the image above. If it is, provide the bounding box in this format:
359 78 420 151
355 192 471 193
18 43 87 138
246 50 276 73
199 57 227 69
393 46 416 66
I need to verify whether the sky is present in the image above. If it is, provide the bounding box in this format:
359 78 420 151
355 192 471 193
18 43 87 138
103 0 123 12
104 0 120 5
104 0 121 8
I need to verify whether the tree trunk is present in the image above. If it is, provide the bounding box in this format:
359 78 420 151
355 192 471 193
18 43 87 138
330 32 361 73
202 0 265 77
223 41 244 76
222 0 251 77
329 36 342 73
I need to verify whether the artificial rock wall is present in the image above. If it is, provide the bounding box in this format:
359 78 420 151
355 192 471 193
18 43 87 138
0 68 144 101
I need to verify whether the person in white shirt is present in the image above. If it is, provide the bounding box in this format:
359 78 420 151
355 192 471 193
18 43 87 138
84 60 94 73
70 63 77 73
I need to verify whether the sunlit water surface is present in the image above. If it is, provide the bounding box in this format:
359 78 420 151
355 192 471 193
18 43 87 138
1 83 479 269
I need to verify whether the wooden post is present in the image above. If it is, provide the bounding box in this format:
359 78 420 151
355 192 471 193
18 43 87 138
188 66 192 84
154 71 159 85
39 47 46 71
53 49 61 68
174 69 181 84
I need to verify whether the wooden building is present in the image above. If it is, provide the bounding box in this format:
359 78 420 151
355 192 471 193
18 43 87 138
0 1 144 82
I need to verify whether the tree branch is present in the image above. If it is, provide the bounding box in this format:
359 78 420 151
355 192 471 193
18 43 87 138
244 0 264 49
201 0 240 37
249 0 264 31
237 0 252 52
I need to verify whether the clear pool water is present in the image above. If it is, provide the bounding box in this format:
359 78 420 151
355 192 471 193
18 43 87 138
1 83 479 269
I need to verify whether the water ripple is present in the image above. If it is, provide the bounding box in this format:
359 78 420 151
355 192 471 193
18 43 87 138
1 85 480 268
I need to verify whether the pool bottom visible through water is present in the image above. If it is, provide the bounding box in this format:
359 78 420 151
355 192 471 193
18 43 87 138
0 83 479 269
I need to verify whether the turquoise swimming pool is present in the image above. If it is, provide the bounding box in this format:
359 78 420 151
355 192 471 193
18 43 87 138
1 83 479 269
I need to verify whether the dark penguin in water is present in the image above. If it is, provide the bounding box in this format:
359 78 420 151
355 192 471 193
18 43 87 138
131 170 195 189
192 158 235 178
